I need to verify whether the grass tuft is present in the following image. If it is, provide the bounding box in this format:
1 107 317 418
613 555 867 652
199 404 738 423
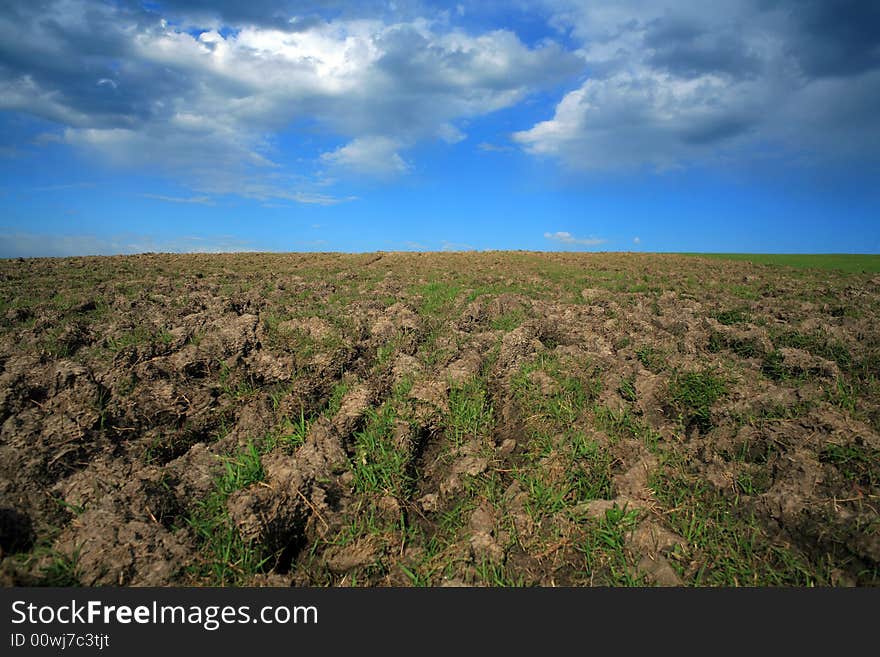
667 370 727 434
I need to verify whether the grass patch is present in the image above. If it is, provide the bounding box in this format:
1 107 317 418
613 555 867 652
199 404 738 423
324 380 350 418
684 253 880 273
666 370 728 434
518 468 569 519
447 378 494 448
593 405 661 452
105 324 156 352
218 362 259 400
734 468 773 496
490 308 527 331
769 329 852 369
351 404 412 498
417 280 461 317
187 442 271 585
714 308 751 325
578 505 643 586
708 331 764 358
29 546 83 586
277 408 310 451
761 350 788 381
636 345 666 373
651 472 824 586
568 432 615 500
511 354 601 427
820 442 880 488
618 375 637 402
474 559 524 587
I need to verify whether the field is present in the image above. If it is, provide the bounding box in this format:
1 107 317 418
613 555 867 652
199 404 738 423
0 251 878 587
683 253 880 273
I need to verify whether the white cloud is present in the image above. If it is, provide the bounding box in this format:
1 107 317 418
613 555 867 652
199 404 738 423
440 240 474 251
30 182 95 192
544 231 606 246
515 68 765 171
0 231 260 258
517 0 880 170
289 192 357 205
321 136 410 179
633 236 641 244
477 141 513 153
2 2 581 197
436 123 466 144
141 193 215 205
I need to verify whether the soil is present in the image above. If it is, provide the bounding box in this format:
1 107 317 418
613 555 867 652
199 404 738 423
0 251 877 586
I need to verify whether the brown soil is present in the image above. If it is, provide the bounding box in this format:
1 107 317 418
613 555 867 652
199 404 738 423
0 252 877 586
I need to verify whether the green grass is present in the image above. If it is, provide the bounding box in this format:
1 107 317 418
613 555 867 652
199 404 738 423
518 468 569 519
593 405 661 452
416 280 461 316
820 442 880 488
667 370 728 434
277 408 310 451
825 378 859 414
577 506 643 585
474 559 525 587
511 354 601 427
714 308 751 325
618 375 637 402
324 380 350 418
351 404 412 498
105 324 156 352
490 308 527 331
708 331 764 358
218 362 259 400
567 431 615 500
447 378 494 448
684 253 880 273
734 468 773 496
396 494 481 587
761 350 788 381
635 345 667 373
32 546 83 586
651 472 823 586
187 442 272 585
514 429 615 525
769 329 852 369
729 400 813 437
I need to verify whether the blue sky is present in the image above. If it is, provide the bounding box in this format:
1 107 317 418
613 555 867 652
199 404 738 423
1 0 879 257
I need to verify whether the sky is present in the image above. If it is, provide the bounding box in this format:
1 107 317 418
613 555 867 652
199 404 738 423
0 0 878 257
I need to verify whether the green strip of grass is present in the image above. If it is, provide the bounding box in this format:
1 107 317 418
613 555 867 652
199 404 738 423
681 253 880 273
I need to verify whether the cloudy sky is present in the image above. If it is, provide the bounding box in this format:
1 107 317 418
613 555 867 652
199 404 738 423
1 0 878 256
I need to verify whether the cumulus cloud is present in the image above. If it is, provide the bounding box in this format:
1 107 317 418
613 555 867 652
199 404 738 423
544 231 606 246
516 72 762 170
321 137 410 179
0 1 580 197
633 236 641 244
518 0 880 171
4 0 876 190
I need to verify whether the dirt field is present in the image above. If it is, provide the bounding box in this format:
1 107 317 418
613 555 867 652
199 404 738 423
0 251 877 586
